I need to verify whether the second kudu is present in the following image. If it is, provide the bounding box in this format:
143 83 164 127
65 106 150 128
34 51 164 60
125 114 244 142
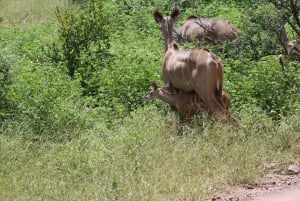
145 82 231 124
153 8 239 125
173 15 239 45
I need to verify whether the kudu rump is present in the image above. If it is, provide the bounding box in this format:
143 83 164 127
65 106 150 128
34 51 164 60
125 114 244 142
153 8 239 125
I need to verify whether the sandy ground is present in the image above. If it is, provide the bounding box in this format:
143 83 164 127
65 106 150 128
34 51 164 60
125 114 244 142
209 165 300 201
250 188 300 201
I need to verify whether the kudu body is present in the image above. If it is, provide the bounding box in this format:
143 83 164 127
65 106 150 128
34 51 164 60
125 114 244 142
173 16 239 45
145 82 231 123
153 8 238 124
279 40 300 67
286 40 300 59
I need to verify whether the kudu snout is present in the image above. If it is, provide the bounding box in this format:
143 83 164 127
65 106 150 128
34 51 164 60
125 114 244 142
144 94 151 100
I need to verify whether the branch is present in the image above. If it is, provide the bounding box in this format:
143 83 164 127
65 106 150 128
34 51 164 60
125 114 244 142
290 0 300 29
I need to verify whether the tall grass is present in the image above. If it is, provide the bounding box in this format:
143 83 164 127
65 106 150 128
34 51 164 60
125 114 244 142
0 0 71 26
1 106 299 201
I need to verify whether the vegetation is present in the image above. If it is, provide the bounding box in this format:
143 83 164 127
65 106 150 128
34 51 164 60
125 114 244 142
0 0 299 200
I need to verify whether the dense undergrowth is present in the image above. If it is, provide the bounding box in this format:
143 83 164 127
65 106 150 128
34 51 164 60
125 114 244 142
0 0 299 200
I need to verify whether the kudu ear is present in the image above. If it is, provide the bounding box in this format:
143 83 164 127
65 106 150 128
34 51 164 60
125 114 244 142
153 10 163 23
169 41 179 50
170 7 180 22
150 82 158 89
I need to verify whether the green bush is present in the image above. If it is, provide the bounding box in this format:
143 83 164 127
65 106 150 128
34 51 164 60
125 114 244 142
46 0 112 97
7 62 92 138
225 56 300 119
237 3 282 60
45 1 161 118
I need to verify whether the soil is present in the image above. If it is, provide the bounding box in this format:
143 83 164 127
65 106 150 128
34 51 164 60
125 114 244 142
209 164 300 201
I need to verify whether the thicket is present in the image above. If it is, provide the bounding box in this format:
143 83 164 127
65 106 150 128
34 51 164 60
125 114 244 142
226 1 300 117
44 0 299 122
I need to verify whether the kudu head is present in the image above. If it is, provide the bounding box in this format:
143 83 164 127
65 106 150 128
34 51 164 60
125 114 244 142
144 82 177 100
153 8 181 52
144 82 158 100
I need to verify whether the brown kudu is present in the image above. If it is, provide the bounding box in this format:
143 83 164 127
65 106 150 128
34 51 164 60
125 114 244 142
153 8 239 125
173 15 239 45
145 82 231 124
285 40 300 59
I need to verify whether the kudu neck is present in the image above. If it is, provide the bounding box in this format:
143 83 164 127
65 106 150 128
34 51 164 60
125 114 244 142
156 88 177 106
164 39 172 53
163 26 174 53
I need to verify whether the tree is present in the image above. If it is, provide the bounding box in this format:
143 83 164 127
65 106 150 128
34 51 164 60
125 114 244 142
269 0 300 53
46 0 112 97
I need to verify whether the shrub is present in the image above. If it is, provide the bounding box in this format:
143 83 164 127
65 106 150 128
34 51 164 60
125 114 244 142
46 0 112 97
7 62 91 138
225 56 300 119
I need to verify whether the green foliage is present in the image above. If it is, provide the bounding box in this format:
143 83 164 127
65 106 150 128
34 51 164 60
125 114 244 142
7 62 91 138
1 0 299 124
0 54 11 119
237 3 282 60
98 2 163 115
225 57 300 118
236 1 300 59
47 0 112 97
268 0 300 39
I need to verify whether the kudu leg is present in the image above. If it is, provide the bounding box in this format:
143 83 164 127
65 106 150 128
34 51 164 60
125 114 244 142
209 103 240 126
169 105 179 128
202 96 229 123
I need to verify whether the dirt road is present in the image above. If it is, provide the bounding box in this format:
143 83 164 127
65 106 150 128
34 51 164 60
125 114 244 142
249 187 300 201
210 165 300 201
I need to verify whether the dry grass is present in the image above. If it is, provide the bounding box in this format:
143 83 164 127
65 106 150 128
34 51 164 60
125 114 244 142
0 0 70 26
1 107 299 201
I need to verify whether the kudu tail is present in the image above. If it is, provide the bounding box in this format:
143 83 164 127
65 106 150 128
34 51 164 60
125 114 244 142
215 59 224 107
215 59 223 96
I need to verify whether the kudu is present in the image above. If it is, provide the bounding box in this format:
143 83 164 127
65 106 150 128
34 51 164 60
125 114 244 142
286 40 300 59
279 40 300 67
173 15 239 45
153 8 239 125
145 82 231 124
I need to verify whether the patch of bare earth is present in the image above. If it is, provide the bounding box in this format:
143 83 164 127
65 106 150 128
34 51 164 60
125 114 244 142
209 164 300 201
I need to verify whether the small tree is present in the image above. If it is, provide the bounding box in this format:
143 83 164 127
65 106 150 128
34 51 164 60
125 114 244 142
269 0 300 38
239 0 300 58
46 0 112 96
